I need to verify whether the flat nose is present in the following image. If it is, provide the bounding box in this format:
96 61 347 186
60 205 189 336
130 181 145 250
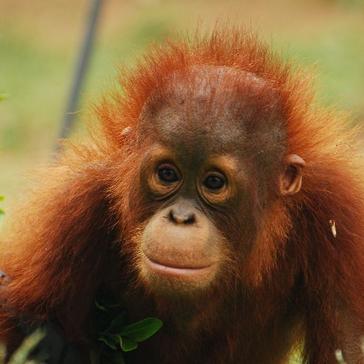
168 208 196 225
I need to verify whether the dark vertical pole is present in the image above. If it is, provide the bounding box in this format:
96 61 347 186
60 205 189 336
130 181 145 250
55 0 103 153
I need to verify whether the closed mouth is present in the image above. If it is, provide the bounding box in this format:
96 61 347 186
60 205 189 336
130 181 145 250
142 254 214 278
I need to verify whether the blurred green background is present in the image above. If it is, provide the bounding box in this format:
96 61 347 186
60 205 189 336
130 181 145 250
0 0 364 211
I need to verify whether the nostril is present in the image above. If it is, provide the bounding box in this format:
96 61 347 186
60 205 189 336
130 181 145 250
184 213 196 225
168 209 196 225
168 209 176 223
168 209 183 224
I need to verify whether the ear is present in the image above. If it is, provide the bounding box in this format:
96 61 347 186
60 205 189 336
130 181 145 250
279 154 306 196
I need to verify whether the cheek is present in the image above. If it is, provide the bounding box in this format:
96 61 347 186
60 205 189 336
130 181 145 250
214 205 258 255
236 189 260 244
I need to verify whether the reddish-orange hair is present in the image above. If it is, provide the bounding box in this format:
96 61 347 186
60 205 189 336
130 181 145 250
0 27 364 363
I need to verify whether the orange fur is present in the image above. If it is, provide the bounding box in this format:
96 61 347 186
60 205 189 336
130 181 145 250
1 27 364 363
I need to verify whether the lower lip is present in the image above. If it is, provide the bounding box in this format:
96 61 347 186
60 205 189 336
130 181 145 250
143 255 213 278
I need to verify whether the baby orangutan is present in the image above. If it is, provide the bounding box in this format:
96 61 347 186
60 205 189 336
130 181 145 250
0 28 364 364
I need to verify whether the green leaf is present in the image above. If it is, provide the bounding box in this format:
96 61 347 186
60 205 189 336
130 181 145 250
119 336 138 352
98 335 118 350
0 209 4 216
120 317 163 343
8 329 45 364
0 94 7 102
0 196 4 202
95 300 108 312
106 313 127 333
95 295 124 311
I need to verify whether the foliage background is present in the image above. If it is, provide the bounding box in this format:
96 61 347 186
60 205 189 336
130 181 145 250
0 0 364 211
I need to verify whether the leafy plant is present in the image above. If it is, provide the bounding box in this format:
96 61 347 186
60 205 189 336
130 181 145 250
0 329 45 364
94 297 163 363
99 316 163 352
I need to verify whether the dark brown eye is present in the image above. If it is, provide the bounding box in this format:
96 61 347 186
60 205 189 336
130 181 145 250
203 173 226 190
157 164 179 184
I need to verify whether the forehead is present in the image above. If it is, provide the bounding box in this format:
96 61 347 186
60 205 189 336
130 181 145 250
138 66 285 157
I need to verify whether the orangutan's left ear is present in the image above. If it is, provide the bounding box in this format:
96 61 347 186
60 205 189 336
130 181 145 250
279 154 306 196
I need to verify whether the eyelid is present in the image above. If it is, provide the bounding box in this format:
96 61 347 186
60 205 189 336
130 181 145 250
156 162 178 172
204 170 226 180
203 168 227 181
156 161 180 173
206 169 224 175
